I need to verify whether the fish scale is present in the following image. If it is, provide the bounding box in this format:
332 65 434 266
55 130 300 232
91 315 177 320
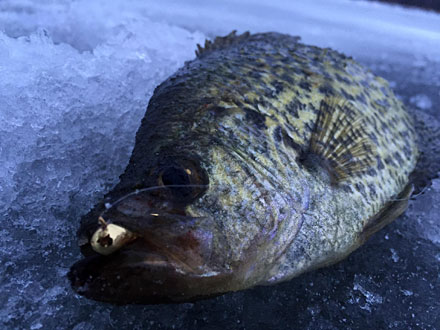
200 34 414 204
192 32 415 275
69 31 418 304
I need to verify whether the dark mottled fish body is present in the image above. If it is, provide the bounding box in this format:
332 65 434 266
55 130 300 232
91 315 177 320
69 32 418 304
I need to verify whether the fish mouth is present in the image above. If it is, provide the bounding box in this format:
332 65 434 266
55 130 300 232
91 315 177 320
68 239 233 304
69 185 234 304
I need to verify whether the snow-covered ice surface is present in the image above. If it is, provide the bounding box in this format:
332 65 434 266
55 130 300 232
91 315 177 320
0 0 439 329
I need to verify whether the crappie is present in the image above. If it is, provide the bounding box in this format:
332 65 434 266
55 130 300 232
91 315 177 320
68 32 418 304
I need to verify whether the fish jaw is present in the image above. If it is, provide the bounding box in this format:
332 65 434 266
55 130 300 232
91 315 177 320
69 224 236 304
69 189 238 304
68 245 235 304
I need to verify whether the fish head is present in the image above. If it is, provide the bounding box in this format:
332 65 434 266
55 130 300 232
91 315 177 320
69 67 309 303
69 147 307 304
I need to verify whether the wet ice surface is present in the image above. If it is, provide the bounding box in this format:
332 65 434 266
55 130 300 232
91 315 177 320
0 0 439 329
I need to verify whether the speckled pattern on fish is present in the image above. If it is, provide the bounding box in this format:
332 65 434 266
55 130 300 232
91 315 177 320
186 32 418 283
69 31 418 304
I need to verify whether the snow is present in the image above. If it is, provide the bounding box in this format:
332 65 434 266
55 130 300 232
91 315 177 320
0 0 439 329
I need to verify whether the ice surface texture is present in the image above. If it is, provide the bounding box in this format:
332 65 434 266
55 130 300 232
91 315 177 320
0 0 439 329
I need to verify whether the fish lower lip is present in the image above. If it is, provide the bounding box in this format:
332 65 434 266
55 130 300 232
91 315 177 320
70 249 176 278
68 250 230 304
68 251 179 292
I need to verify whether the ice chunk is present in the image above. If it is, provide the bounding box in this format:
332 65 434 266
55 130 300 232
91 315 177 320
410 94 433 110
351 275 384 312
390 248 400 262
401 289 413 296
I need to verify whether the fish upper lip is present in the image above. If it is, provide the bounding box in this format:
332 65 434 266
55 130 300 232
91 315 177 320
78 223 216 274
78 209 204 254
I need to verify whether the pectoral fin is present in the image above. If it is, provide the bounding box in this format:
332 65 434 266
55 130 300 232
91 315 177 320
307 97 376 185
359 182 414 244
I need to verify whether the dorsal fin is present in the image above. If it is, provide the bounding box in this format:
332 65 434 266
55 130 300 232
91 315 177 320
196 31 251 57
307 97 376 184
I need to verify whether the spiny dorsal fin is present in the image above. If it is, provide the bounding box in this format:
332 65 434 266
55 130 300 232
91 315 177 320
308 97 376 184
196 31 251 57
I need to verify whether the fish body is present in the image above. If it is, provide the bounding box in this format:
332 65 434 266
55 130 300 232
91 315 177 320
69 32 418 304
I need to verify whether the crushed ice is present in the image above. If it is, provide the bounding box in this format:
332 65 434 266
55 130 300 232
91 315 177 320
0 4 205 327
0 0 439 329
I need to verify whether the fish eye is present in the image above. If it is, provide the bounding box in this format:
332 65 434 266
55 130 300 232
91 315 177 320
157 161 209 203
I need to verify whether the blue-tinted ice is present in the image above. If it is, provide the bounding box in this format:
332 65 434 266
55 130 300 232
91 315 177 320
0 0 439 329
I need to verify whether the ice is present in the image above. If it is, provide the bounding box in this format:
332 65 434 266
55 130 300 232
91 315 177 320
390 248 400 262
1 0 439 329
352 275 384 312
410 94 433 110
0 6 206 328
401 289 413 296
409 178 440 245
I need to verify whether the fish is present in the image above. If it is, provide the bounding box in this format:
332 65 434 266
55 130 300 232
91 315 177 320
68 31 418 304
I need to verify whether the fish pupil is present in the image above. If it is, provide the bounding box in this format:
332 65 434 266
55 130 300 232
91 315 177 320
161 166 190 186
161 166 192 198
